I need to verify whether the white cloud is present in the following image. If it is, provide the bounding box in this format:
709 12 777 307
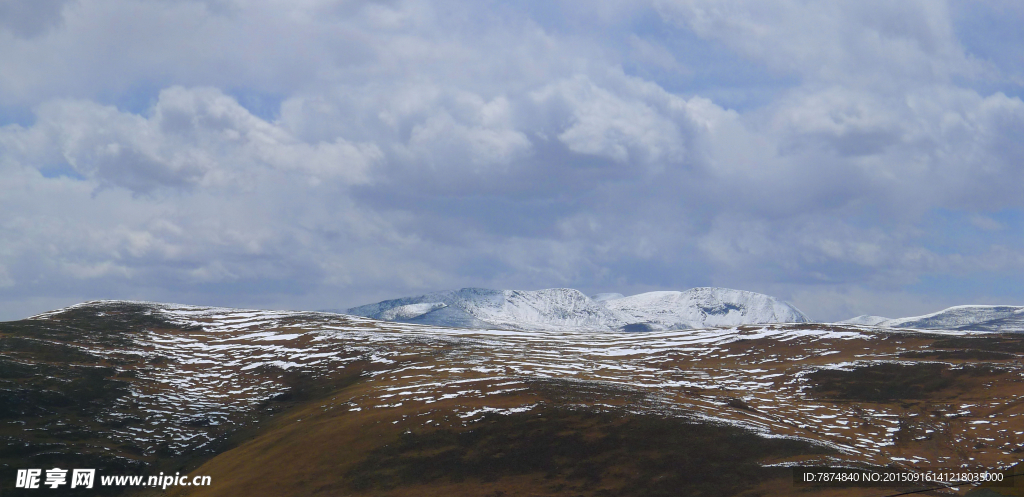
970 215 1004 231
1 87 380 193
654 0 987 86
401 95 532 169
531 75 688 165
1 0 1023 321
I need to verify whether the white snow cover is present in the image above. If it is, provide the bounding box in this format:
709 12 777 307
468 288 627 331
348 286 810 331
349 288 627 331
848 305 1024 332
839 315 891 326
379 302 447 320
603 288 811 330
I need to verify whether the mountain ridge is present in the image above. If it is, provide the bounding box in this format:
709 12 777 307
346 286 810 331
840 304 1024 332
604 288 811 331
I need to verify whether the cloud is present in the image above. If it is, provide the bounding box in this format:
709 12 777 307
0 0 72 38
654 0 987 86
1 87 380 193
1 0 1024 322
970 215 1004 231
0 265 14 288
531 75 688 165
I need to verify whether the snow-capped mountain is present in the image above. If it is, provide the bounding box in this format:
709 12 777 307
348 287 627 331
841 305 1024 332
601 287 811 331
347 287 810 331
840 315 890 326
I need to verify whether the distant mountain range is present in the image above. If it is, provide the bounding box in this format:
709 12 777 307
841 305 1024 332
346 287 811 332
348 287 1024 333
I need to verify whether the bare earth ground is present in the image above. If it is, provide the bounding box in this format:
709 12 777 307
2 301 1023 496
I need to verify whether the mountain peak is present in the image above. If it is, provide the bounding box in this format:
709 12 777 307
348 286 810 331
602 287 810 330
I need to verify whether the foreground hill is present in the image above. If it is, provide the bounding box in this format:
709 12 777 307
843 305 1024 332
347 286 810 331
3 300 1024 496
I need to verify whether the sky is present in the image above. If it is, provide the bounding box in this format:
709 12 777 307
1 0 1023 322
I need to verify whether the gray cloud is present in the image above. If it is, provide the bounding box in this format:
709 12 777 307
0 0 72 38
1 0 1023 321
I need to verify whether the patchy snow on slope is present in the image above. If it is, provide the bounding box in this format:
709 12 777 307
603 287 811 330
27 299 1024 471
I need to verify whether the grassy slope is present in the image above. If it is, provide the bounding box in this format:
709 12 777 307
0 305 177 493
167 377 834 497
